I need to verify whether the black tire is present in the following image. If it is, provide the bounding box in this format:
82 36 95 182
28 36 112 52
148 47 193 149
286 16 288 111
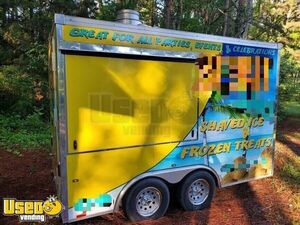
123 178 170 222
177 171 215 211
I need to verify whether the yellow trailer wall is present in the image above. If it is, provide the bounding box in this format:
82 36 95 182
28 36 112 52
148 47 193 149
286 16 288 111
65 55 199 153
65 54 210 206
67 143 179 206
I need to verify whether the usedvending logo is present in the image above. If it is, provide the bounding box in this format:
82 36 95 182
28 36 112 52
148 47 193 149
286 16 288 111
3 195 63 222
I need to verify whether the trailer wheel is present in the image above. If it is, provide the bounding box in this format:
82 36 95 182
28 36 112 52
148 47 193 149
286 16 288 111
123 178 170 221
177 171 215 211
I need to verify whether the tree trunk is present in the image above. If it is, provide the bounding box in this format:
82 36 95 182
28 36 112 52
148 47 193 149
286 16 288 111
235 0 253 38
256 0 262 14
223 0 230 36
242 0 253 38
165 0 174 29
176 0 183 30
2 2 8 26
234 0 244 37
151 0 155 26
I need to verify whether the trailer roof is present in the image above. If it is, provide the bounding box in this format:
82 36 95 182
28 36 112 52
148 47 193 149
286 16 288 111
54 14 281 50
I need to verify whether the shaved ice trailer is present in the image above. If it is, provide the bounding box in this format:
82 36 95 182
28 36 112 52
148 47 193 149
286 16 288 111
49 10 281 223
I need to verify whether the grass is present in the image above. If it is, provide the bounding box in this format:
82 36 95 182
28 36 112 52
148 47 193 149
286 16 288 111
281 158 300 186
0 113 50 154
281 101 300 117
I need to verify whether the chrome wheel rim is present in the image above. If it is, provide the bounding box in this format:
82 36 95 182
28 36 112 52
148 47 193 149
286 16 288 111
136 187 161 216
188 179 209 205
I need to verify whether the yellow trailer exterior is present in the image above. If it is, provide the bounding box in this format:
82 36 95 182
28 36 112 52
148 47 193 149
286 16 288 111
66 55 201 206
49 14 280 223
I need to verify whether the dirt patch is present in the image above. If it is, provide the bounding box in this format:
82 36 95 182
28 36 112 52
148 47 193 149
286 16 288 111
0 150 58 225
1 118 299 225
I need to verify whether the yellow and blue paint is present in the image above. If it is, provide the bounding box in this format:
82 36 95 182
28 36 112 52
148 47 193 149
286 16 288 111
72 194 112 219
65 42 278 221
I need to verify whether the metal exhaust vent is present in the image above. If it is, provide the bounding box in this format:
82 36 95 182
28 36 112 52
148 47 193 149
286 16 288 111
115 9 142 25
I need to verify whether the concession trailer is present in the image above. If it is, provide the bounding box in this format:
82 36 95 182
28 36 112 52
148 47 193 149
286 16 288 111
49 10 281 223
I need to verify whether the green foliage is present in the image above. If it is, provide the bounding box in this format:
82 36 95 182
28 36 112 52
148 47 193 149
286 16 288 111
0 0 101 120
24 43 48 77
97 1 120 21
249 0 300 49
278 51 300 121
171 0 225 34
0 113 51 153
0 65 35 116
279 52 300 89
284 102 300 117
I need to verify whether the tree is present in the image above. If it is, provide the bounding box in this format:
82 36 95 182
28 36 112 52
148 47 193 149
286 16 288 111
249 0 300 49
223 0 230 36
0 0 101 118
165 0 174 29
233 0 253 38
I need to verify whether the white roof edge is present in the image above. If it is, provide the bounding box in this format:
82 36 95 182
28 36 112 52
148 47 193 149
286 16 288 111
54 14 281 50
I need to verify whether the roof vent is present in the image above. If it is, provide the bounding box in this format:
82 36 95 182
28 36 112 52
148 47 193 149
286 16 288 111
116 9 142 25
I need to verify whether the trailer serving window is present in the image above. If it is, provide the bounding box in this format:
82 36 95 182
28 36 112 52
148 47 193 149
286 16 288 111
65 52 199 153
